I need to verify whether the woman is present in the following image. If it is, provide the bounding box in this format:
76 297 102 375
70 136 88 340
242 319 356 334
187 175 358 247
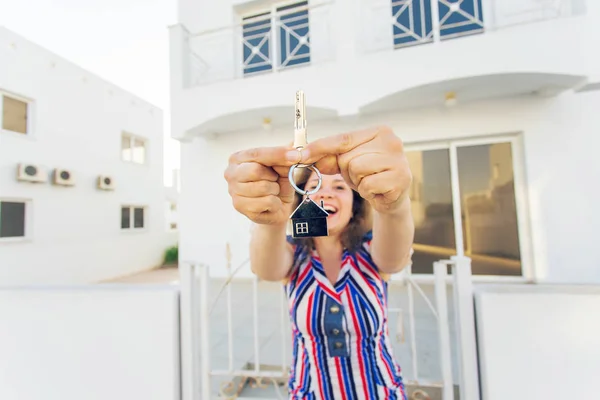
224 126 415 399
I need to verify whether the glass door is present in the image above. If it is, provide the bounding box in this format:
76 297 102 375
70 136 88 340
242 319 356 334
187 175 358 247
405 146 456 274
405 138 524 277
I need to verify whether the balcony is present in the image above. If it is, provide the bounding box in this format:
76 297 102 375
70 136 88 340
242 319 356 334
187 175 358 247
185 0 335 87
180 0 584 88
360 0 583 53
170 0 589 140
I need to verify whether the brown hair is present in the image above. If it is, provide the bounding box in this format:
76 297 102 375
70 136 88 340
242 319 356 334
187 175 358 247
289 166 373 253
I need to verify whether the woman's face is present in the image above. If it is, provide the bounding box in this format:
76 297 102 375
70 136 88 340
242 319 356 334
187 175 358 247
304 172 354 236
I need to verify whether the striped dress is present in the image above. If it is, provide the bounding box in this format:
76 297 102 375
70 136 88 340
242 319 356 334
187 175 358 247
284 231 407 400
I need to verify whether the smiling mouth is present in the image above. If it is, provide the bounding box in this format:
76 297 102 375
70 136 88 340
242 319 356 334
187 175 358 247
323 205 337 215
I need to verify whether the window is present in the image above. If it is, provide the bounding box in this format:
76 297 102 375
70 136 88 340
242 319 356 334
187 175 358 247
406 138 524 277
457 142 521 276
391 0 433 48
391 0 484 49
0 200 26 238
1 92 29 135
295 221 308 234
121 206 146 230
121 133 146 164
242 1 310 75
437 0 484 38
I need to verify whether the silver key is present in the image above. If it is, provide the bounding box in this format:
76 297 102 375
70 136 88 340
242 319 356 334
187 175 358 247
288 90 329 239
294 90 308 149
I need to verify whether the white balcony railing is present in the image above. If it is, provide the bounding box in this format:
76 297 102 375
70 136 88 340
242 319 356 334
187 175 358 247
187 1 335 87
361 0 577 53
183 0 578 87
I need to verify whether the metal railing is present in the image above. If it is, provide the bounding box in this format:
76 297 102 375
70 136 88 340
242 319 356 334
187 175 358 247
361 0 576 53
180 254 480 400
186 1 335 87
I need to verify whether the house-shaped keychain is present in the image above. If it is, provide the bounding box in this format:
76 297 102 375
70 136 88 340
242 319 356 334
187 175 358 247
290 197 329 238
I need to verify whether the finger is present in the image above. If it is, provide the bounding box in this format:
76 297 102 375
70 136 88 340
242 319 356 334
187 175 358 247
301 127 381 164
230 180 280 198
231 194 282 215
275 174 297 205
251 211 285 226
230 145 298 167
346 153 395 188
235 162 279 183
336 136 387 170
312 155 341 175
272 165 294 179
356 170 406 204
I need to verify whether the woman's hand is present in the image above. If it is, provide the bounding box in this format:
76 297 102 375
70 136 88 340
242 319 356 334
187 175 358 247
293 126 412 215
224 146 297 225
291 126 415 273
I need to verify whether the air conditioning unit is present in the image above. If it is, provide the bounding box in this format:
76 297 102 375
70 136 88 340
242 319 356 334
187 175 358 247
97 175 115 191
16 163 48 183
52 168 75 186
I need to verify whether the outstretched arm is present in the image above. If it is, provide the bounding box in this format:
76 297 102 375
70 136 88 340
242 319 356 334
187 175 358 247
249 222 294 281
371 196 414 273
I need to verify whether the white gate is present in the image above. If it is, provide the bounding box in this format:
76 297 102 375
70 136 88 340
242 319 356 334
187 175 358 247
179 256 480 400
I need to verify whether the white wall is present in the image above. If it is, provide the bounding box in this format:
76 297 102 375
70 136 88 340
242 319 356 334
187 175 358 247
178 90 600 284
0 27 170 284
474 284 600 400
164 169 180 235
0 285 180 400
165 199 179 233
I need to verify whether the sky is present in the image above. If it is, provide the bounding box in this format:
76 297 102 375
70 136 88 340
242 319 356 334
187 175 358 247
0 0 180 185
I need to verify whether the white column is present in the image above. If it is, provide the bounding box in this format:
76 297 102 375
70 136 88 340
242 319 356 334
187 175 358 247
451 255 481 400
178 262 197 400
330 0 362 120
580 0 600 83
332 0 358 62
168 24 191 90
434 261 455 400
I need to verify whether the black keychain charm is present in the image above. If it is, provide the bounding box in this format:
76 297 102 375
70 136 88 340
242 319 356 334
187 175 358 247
289 164 329 238
288 90 329 239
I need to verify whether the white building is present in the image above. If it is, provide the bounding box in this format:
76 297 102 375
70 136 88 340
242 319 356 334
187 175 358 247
0 27 176 285
170 0 600 284
165 168 181 232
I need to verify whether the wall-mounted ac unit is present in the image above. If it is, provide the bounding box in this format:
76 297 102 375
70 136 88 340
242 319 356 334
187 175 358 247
16 163 48 183
52 168 75 186
97 175 115 190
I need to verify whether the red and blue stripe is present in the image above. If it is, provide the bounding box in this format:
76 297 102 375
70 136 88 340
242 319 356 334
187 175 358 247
285 232 407 399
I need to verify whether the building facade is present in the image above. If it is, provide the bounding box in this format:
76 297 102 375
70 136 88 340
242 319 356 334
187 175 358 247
165 169 181 233
0 27 176 284
169 0 600 284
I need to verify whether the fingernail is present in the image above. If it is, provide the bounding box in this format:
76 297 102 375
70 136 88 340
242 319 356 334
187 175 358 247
286 150 299 162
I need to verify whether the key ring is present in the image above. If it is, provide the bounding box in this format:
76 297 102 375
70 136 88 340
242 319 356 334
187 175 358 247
288 163 322 196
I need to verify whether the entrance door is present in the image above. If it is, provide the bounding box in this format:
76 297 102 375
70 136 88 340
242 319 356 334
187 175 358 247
405 137 524 277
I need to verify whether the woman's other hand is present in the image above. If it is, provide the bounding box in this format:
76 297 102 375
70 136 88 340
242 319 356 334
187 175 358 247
224 146 297 225
297 126 412 215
